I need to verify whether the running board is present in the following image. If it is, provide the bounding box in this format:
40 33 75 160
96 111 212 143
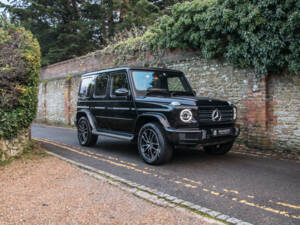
92 129 134 141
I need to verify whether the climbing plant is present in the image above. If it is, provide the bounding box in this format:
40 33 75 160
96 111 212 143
105 0 300 75
0 19 41 139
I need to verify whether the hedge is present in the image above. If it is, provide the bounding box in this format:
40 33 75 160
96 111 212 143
0 19 41 139
106 0 300 75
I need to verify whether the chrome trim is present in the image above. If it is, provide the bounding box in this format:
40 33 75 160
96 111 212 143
94 106 105 110
77 106 89 109
137 108 171 112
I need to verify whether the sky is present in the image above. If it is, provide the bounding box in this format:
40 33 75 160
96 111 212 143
0 0 9 4
0 0 9 13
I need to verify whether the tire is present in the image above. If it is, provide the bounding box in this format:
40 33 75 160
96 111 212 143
204 141 234 155
138 122 173 165
77 117 98 146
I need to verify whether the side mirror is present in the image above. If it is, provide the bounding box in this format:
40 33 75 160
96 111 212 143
115 88 129 97
192 90 196 96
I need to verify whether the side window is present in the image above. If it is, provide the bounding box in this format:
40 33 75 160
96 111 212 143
94 73 108 97
111 72 128 96
167 77 185 92
79 77 93 98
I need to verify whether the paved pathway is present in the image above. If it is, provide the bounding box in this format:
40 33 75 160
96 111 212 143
32 124 300 225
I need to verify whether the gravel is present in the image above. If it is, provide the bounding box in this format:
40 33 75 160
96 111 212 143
0 156 220 225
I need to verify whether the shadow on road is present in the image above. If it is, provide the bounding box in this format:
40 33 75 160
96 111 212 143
93 137 241 166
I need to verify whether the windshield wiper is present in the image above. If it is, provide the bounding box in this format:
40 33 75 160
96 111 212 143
146 88 170 96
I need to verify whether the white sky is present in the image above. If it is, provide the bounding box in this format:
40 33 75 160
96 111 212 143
0 0 9 4
0 0 10 13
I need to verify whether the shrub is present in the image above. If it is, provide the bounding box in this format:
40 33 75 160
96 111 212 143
106 0 300 75
0 19 41 139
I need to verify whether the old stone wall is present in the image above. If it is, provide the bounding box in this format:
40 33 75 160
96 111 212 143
0 128 31 161
36 50 300 153
267 74 300 152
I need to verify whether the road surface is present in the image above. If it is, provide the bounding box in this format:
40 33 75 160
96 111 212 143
32 124 300 225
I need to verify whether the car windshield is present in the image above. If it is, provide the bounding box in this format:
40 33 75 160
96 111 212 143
131 70 193 97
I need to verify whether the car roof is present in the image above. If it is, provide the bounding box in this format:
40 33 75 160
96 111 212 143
81 66 183 77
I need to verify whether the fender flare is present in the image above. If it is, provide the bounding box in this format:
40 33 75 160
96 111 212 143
76 109 98 130
135 112 171 131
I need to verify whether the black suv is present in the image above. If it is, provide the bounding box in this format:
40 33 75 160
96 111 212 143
76 67 239 165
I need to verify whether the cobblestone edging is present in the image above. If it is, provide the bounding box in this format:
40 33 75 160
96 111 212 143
0 128 30 161
46 151 253 225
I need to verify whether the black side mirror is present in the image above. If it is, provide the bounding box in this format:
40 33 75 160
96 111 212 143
115 88 129 97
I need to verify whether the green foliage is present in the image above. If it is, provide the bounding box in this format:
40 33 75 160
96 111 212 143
0 19 41 139
106 0 300 75
2 0 183 66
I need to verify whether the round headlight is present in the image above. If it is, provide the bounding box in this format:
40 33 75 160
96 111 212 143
233 106 237 120
180 109 193 123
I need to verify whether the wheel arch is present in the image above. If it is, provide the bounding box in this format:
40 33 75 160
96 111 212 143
76 109 97 130
135 113 170 135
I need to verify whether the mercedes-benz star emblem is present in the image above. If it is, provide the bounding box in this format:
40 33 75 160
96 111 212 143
212 109 222 121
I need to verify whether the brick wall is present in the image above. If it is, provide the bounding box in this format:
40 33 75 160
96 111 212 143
36 50 300 153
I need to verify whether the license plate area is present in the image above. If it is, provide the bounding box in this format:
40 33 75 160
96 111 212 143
211 128 232 137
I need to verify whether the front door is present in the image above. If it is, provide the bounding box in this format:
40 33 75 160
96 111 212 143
106 70 136 133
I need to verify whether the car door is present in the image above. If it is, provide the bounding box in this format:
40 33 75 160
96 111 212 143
106 70 136 133
90 72 109 129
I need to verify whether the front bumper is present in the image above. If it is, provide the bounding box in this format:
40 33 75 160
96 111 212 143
165 126 240 145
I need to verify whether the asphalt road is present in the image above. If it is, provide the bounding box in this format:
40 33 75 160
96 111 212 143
31 124 300 225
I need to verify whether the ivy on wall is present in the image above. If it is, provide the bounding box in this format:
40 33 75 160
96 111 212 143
104 0 300 75
0 19 41 139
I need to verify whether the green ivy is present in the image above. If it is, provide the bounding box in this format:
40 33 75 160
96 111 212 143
104 0 300 75
0 20 41 139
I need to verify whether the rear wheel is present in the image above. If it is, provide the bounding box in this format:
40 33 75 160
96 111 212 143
138 122 173 165
77 117 98 146
204 141 234 155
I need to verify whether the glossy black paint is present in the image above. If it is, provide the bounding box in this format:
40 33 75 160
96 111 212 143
76 67 239 145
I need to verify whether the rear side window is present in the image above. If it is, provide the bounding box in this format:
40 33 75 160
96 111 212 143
94 73 108 97
79 77 93 98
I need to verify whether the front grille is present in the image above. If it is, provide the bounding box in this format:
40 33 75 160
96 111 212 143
197 105 233 122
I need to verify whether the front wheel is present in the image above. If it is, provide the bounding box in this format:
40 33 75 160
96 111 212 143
138 122 173 165
204 141 234 155
77 117 98 146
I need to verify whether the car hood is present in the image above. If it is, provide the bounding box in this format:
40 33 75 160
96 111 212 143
137 96 231 107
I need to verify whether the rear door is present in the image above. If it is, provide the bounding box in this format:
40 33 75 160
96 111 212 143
77 76 94 111
90 72 109 129
106 70 136 133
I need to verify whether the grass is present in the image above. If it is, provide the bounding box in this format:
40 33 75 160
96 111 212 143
0 140 48 167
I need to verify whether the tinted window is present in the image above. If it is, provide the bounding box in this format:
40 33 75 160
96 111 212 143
167 77 186 91
111 72 128 95
132 71 192 96
95 74 108 96
79 77 93 98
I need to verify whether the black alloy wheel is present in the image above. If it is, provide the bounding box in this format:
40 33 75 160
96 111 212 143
77 117 98 146
138 122 173 165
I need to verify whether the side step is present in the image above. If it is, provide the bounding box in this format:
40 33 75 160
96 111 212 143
92 129 134 141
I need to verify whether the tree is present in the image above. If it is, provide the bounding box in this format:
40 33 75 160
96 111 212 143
0 18 40 139
1 0 183 66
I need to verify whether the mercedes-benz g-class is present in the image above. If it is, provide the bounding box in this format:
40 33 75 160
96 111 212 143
76 67 239 165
